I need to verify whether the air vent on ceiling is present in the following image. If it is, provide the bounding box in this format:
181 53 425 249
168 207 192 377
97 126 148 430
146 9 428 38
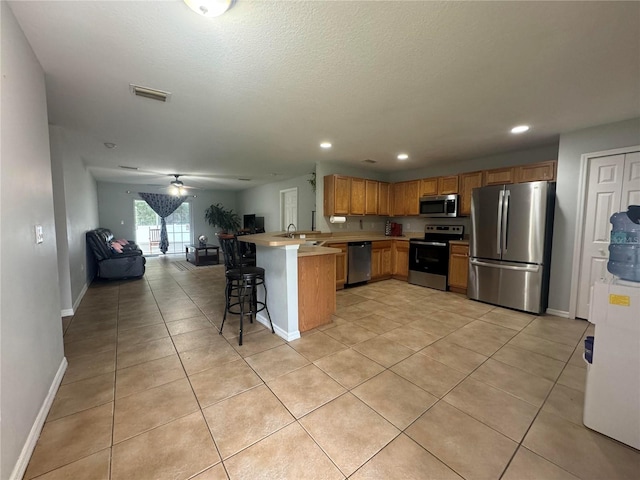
237 178 252 181
362 159 377 164
119 165 139 170
129 84 171 102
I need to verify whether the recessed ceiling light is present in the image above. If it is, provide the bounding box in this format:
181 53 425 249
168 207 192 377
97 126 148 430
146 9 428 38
183 0 232 17
511 125 530 134
397 153 409 161
104 142 117 149
320 142 332 149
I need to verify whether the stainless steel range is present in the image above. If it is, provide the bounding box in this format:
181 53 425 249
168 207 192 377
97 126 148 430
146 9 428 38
409 225 464 290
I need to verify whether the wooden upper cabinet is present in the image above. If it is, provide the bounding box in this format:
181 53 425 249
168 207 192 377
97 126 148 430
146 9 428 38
438 175 459 194
365 180 379 215
404 180 420 216
378 182 390 216
459 171 483 216
516 160 557 183
324 174 350 216
392 182 406 216
350 177 366 215
420 178 438 196
484 167 516 186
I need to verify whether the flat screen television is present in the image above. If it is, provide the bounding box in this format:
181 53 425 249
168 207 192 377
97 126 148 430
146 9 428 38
243 215 265 233
243 214 255 231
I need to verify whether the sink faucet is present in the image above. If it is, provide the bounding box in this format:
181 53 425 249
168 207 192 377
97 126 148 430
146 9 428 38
287 223 297 238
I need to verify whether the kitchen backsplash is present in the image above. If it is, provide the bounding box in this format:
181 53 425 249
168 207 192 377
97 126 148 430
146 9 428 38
324 216 470 235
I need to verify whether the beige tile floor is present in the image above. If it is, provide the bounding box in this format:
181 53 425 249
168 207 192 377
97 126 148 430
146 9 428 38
26 256 639 479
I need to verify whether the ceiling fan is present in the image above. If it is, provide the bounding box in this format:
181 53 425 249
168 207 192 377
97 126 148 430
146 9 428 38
168 174 192 196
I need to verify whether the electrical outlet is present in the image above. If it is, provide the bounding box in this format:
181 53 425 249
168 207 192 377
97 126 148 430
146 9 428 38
406 223 411 231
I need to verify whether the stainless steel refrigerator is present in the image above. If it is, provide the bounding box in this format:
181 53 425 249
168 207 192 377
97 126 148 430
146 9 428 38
468 181 555 314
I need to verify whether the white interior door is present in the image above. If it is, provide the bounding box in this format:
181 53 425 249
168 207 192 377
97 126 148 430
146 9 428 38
281 188 298 231
621 152 640 210
576 154 625 319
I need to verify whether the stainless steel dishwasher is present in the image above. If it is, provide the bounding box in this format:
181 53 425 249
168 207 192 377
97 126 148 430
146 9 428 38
347 241 372 285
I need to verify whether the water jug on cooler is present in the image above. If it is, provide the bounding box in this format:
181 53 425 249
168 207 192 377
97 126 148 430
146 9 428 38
607 205 640 282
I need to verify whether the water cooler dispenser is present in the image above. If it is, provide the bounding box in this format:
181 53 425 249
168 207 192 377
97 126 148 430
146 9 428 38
583 206 640 449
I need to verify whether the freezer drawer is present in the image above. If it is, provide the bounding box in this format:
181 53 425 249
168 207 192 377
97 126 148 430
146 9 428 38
468 258 546 314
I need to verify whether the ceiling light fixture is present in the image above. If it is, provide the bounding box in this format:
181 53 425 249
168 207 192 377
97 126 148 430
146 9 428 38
511 125 530 134
320 142 332 149
183 0 233 17
397 153 409 160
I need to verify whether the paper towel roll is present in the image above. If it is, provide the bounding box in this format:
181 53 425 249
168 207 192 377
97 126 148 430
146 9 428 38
330 216 346 224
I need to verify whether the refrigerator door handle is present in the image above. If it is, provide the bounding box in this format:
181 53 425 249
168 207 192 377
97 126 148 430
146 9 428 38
503 190 510 254
496 190 504 255
470 259 540 273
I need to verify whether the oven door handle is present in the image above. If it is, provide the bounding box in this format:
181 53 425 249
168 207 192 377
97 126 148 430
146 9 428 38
410 241 447 247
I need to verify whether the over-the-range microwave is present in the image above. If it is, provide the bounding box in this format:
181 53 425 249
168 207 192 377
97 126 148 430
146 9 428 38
419 194 459 217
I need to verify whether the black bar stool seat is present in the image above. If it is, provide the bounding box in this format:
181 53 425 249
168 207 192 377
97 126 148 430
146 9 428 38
218 235 274 345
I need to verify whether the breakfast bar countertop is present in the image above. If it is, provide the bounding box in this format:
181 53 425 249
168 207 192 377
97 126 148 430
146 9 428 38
236 231 424 248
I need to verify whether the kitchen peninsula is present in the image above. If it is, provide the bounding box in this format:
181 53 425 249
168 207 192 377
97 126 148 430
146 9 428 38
237 233 340 341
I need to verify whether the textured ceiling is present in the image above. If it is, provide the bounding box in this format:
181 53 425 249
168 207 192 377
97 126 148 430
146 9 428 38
9 0 640 190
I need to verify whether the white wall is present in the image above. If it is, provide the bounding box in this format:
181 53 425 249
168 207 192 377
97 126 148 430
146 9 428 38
50 126 99 311
97 182 238 247
548 117 640 313
237 173 316 232
1 4 65 478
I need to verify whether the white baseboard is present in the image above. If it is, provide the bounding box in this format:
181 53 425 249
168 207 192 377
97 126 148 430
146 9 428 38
256 313 300 341
60 281 89 317
546 308 570 318
10 357 68 480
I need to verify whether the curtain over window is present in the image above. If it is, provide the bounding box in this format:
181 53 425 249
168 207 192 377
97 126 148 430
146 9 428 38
138 192 188 254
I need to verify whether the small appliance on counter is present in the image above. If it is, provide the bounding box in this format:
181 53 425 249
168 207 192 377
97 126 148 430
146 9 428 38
409 224 464 291
385 221 403 237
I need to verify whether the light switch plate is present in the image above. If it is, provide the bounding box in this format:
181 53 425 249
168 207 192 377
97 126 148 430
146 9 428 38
35 225 44 244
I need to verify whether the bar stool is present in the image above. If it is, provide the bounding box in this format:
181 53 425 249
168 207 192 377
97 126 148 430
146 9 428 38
218 235 274 345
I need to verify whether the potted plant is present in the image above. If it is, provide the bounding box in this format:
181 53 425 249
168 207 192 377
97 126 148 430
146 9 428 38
205 203 241 235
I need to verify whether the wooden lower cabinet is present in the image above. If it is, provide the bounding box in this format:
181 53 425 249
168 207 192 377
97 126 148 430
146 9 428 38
333 243 348 290
298 254 336 332
371 241 392 281
392 240 409 281
448 243 469 294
